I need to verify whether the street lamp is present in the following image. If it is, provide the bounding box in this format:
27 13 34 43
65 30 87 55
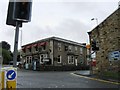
91 18 98 26
89 18 99 75
87 18 99 75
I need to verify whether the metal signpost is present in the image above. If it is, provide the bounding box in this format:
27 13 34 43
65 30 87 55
6 0 32 67
5 68 17 89
13 21 21 67
5 0 32 89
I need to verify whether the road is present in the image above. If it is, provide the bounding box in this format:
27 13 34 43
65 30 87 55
17 69 119 89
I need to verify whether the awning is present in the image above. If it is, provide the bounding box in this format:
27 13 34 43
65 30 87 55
33 43 38 47
38 42 46 46
26 45 32 49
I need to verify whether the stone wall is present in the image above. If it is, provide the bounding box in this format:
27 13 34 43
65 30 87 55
89 8 120 74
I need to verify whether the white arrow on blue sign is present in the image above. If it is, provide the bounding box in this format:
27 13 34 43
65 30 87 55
6 70 16 80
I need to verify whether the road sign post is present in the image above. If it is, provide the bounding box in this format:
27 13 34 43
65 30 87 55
6 1 32 67
6 68 17 89
1 67 17 89
13 21 20 67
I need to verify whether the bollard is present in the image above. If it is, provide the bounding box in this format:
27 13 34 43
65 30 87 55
1 67 17 90
0 72 1 90
6 81 16 89
6 68 17 89
1 71 5 89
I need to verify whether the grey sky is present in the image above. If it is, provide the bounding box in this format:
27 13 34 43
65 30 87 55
0 0 119 51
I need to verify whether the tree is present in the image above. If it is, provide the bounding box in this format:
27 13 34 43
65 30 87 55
0 48 12 64
0 41 12 64
0 41 11 51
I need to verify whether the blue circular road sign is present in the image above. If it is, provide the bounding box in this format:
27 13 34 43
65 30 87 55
6 70 16 80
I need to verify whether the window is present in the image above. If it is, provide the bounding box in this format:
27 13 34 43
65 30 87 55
26 57 29 63
40 54 48 63
28 48 31 52
57 55 61 63
43 45 46 50
35 46 38 51
29 56 32 64
39 45 46 51
58 43 61 51
65 45 68 51
75 46 78 52
39 42 47 51
68 45 72 52
22 48 26 53
39 48 42 52
68 56 74 64
40 55 44 63
26 56 32 64
80 47 83 54
33 44 38 52
75 57 78 66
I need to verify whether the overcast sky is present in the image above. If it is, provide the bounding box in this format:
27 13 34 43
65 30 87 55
0 0 119 51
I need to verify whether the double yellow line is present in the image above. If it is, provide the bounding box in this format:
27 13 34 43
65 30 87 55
71 73 120 85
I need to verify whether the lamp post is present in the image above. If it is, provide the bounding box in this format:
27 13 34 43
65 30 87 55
90 18 99 75
91 18 98 26
87 18 98 75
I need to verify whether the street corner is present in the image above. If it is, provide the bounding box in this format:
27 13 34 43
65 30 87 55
71 72 120 85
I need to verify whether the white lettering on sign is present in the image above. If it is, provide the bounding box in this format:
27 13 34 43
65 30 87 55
109 51 120 61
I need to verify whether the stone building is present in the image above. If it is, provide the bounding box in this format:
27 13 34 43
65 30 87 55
88 7 120 74
21 37 88 71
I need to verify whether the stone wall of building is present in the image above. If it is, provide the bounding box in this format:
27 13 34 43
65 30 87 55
21 37 88 71
89 8 120 74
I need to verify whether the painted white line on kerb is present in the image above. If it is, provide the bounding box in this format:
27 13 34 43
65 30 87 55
70 73 120 85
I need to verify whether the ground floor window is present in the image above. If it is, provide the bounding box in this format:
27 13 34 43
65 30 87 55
40 54 48 64
68 55 74 64
26 57 29 64
26 56 32 64
80 58 84 64
57 55 61 63
75 57 78 66
29 56 32 64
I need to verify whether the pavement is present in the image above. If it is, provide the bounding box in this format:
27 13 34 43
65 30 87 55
74 70 120 84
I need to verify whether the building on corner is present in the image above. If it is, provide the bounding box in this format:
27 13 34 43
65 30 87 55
21 37 88 71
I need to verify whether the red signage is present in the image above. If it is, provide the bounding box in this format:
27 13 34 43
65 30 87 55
92 60 96 66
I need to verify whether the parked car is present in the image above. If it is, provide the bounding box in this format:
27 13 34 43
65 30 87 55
9 61 22 67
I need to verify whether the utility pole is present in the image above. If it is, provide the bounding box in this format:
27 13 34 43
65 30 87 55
13 21 21 67
20 29 22 60
87 18 99 75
